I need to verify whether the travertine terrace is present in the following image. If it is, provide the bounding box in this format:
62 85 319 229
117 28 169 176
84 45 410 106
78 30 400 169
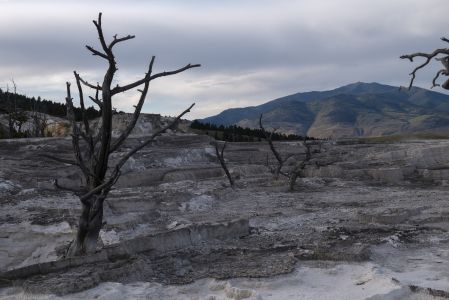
1 132 449 299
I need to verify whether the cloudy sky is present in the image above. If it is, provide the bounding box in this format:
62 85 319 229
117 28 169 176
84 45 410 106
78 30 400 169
1 0 449 119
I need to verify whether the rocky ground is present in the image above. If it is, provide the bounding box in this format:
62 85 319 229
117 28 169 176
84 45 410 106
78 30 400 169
1 133 449 299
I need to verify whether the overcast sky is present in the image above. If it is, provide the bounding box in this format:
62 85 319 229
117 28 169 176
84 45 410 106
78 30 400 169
1 0 449 119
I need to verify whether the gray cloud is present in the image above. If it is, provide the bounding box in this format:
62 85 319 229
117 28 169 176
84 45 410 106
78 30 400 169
1 0 449 119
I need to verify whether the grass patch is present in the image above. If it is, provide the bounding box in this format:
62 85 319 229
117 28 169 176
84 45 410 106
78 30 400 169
362 132 449 143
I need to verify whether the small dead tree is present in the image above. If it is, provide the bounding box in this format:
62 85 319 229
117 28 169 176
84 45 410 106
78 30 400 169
288 139 313 191
400 37 449 90
6 84 13 138
6 80 17 138
31 97 49 137
50 13 200 256
259 114 321 190
212 141 235 188
6 80 29 138
259 114 290 179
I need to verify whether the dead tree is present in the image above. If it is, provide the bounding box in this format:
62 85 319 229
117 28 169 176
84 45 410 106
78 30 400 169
6 80 16 138
32 113 48 137
6 84 13 138
31 97 48 137
259 114 290 179
6 80 29 138
50 13 199 256
400 37 449 90
288 139 313 191
212 141 235 188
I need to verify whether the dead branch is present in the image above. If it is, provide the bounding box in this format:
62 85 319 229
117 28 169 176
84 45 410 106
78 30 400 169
289 139 314 191
259 113 286 179
213 141 235 188
108 34 135 49
400 38 449 90
89 87 103 108
111 62 201 95
65 82 90 178
75 73 101 91
85 46 109 60
74 72 90 134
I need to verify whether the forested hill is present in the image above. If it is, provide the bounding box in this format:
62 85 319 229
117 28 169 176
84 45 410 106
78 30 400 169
201 82 449 138
190 120 315 142
0 89 100 120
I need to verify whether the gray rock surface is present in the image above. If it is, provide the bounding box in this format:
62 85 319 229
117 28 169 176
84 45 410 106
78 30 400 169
1 134 449 298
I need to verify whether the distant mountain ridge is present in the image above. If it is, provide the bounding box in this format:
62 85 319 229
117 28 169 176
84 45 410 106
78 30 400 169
201 82 449 138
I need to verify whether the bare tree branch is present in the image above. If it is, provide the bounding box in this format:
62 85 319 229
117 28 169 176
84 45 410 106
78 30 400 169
89 87 103 108
112 62 201 95
10 78 16 94
76 73 102 91
74 72 90 134
289 139 314 191
149 64 202 81
108 34 135 49
259 114 285 179
92 12 110 57
65 82 90 178
213 141 235 188
85 45 109 60
431 69 446 88
400 48 449 89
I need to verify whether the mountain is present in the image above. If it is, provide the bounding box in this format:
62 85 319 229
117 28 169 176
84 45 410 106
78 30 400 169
201 82 449 138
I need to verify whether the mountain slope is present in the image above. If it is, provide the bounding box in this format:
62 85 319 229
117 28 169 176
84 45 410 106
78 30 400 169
201 82 449 138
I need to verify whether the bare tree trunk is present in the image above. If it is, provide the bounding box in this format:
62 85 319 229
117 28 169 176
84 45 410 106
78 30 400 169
67 194 105 256
289 171 299 191
289 162 306 192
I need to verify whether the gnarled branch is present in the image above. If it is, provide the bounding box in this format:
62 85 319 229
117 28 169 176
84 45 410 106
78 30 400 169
89 86 103 108
66 82 90 178
92 12 110 57
74 72 90 135
259 114 285 179
112 62 201 95
289 139 315 191
85 45 109 60
109 34 135 50
76 73 102 91
213 141 235 188
400 45 449 90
